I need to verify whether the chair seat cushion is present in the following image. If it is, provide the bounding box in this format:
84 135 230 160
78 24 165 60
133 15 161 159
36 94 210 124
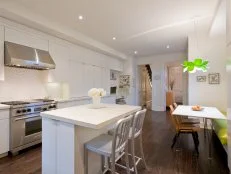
85 134 113 157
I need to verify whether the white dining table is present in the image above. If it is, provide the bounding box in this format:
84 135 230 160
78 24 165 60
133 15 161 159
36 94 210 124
172 105 226 120
172 105 226 159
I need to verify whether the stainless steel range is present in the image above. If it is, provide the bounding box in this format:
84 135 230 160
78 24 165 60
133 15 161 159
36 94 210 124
1 99 57 155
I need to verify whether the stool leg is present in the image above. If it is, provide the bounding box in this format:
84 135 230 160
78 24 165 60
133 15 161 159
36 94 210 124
125 145 130 174
101 155 105 173
111 154 116 174
139 135 148 169
84 147 88 174
131 138 138 174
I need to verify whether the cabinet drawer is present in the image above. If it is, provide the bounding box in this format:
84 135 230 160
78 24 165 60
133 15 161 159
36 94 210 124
0 110 9 120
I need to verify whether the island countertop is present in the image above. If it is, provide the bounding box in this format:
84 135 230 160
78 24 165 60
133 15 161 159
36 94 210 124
41 104 141 129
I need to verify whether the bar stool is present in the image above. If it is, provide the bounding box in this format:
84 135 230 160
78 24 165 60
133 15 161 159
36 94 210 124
109 109 148 174
84 115 133 174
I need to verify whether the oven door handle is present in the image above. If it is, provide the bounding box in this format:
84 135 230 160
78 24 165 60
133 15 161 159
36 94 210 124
14 115 41 121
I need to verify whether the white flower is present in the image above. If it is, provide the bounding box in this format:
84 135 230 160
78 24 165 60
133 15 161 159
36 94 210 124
88 88 99 97
98 88 106 97
88 88 106 97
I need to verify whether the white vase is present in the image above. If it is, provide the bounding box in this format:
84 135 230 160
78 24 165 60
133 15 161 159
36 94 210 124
92 96 101 107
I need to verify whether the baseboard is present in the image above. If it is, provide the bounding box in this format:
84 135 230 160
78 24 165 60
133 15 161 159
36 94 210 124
0 152 8 158
152 106 165 111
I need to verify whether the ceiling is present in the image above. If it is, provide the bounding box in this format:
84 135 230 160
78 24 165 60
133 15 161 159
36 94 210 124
0 0 220 58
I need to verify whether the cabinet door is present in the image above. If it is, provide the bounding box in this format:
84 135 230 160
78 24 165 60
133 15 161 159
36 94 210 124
83 64 94 94
0 119 9 154
48 42 70 83
0 25 4 81
5 27 48 51
69 60 84 98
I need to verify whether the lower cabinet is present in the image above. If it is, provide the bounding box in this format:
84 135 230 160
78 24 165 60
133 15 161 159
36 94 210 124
0 109 9 156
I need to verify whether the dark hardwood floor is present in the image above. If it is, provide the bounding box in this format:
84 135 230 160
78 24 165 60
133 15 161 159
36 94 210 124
0 110 229 174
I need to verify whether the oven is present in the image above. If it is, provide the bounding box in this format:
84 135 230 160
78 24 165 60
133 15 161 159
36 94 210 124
0 100 57 155
11 113 42 150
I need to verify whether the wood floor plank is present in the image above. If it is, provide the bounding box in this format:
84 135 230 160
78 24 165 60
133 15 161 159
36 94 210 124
0 110 229 174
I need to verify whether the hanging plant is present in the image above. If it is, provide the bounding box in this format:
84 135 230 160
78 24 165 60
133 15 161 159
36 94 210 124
182 58 209 73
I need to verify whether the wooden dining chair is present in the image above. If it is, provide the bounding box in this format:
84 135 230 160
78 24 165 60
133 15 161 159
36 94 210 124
169 105 200 154
173 103 200 125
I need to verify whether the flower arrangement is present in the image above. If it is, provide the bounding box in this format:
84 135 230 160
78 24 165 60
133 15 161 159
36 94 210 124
88 88 106 97
182 58 209 73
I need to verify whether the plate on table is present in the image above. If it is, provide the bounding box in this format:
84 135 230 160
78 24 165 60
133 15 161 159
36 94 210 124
192 106 204 111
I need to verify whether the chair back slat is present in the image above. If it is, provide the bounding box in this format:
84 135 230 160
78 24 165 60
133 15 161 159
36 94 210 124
173 103 178 108
132 109 147 138
169 105 180 132
112 115 133 153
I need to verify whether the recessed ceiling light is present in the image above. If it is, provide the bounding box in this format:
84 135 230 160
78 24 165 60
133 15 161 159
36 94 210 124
112 37 116 40
166 45 170 49
134 51 138 54
78 15 84 20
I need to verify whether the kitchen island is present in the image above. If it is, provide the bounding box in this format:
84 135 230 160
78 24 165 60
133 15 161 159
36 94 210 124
41 104 141 174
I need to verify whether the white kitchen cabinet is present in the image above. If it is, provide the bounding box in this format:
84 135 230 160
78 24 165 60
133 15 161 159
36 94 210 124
48 42 70 83
69 60 84 98
0 25 4 81
4 27 48 51
83 64 94 94
0 109 9 157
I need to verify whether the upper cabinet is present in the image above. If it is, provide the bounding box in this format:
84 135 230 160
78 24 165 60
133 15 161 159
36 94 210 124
4 27 49 51
0 25 4 81
48 42 70 83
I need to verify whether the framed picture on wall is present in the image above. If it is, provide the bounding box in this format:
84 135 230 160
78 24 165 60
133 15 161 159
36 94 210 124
208 73 220 84
110 70 117 80
119 75 130 88
196 76 206 82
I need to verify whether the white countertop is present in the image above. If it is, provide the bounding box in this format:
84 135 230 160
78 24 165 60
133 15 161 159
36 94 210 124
173 105 226 120
55 95 116 103
41 104 141 129
0 104 10 110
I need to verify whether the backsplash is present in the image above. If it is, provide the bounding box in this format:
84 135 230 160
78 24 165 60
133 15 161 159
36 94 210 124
0 67 48 102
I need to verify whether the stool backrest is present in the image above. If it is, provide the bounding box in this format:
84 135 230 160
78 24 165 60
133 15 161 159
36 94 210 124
112 115 133 153
132 109 147 138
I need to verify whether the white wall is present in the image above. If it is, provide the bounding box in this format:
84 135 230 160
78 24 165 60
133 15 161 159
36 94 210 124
0 18 124 102
188 0 227 111
123 57 136 105
136 52 187 111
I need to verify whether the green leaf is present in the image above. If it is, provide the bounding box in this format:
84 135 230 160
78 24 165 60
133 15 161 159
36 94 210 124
194 59 203 66
202 60 209 66
187 64 195 72
183 61 188 66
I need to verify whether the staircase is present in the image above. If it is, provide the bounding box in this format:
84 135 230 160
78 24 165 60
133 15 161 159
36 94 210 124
145 64 152 87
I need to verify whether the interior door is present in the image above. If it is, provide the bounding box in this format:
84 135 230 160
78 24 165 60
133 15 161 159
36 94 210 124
168 66 183 103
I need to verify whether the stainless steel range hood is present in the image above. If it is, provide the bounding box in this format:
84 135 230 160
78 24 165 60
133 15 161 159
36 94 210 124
4 41 55 70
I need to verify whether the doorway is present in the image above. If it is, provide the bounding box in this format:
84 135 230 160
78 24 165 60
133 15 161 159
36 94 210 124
138 65 152 110
166 65 184 107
